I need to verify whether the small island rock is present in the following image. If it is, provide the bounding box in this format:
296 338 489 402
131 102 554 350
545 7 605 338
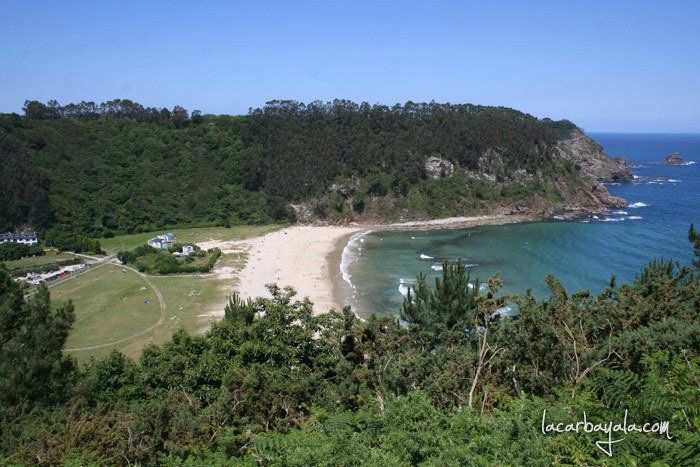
662 152 684 165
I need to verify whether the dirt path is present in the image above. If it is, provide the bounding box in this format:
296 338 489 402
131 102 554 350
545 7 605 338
64 263 167 352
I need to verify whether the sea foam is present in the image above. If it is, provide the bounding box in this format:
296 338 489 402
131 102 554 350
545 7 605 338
628 202 648 208
340 231 372 290
398 278 415 297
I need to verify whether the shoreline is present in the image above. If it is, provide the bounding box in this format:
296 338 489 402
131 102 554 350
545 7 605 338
203 225 362 316
329 230 362 317
211 213 540 316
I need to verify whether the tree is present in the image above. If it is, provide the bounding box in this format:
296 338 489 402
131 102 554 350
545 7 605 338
0 266 75 407
401 262 509 409
690 223 700 268
191 109 203 124
401 260 480 341
172 105 189 128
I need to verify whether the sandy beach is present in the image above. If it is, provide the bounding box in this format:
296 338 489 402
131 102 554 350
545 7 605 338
199 225 363 315
198 214 533 315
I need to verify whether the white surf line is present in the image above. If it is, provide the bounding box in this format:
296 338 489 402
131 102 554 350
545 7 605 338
64 262 167 352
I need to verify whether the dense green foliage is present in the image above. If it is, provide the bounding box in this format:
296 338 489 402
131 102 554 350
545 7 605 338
242 100 576 203
44 233 102 255
117 244 221 274
0 242 43 261
1 100 580 238
0 101 274 237
0 265 75 408
0 236 697 465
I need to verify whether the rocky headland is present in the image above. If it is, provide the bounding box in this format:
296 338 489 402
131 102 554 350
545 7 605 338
292 129 632 224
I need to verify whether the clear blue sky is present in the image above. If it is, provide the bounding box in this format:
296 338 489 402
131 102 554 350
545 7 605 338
1 0 698 132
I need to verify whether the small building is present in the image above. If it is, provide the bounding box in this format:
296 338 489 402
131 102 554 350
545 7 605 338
147 233 175 250
0 231 39 245
173 244 195 257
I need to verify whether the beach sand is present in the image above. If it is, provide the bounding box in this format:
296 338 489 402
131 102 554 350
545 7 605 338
199 225 362 315
198 214 532 316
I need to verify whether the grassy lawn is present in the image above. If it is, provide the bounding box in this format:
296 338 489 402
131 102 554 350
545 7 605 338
5 251 80 270
116 273 234 358
52 261 235 361
47 226 270 361
100 225 283 254
54 264 161 358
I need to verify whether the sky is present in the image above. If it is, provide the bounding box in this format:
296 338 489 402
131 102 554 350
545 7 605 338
1 0 699 132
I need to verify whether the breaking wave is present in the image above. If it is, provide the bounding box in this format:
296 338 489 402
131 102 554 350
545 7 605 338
340 231 372 290
628 202 648 208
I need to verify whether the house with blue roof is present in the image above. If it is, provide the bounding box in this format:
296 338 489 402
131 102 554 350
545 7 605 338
147 233 175 250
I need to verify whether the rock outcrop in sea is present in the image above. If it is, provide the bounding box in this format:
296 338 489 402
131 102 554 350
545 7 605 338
662 152 684 165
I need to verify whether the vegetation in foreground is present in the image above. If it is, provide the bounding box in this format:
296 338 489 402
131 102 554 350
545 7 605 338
0 233 698 465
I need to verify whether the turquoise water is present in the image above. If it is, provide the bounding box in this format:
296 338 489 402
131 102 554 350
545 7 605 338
344 133 700 318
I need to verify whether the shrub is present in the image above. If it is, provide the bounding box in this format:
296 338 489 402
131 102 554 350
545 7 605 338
0 242 44 261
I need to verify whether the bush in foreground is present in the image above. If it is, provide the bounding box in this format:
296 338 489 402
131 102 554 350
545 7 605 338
0 237 698 465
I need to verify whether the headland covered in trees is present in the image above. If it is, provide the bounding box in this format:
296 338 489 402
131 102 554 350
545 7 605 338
1 99 631 240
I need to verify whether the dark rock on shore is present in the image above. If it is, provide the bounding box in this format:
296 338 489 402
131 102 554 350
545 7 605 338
662 152 684 165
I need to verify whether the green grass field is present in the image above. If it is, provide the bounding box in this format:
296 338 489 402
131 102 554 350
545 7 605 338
55 264 161 356
48 226 277 361
5 251 80 270
100 225 282 254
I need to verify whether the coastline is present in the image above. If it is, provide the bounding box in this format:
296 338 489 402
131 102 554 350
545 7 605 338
329 230 362 316
203 226 362 316
213 213 539 316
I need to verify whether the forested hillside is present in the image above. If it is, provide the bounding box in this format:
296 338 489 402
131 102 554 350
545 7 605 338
0 101 272 238
0 232 697 465
1 99 622 238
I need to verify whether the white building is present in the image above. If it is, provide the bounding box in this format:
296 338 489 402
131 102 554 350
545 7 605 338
173 245 195 257
0 232 38 245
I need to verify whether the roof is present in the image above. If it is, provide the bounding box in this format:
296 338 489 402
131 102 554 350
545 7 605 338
0 231 38 241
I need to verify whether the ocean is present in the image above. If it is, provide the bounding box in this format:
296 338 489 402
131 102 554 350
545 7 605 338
342 133 700 318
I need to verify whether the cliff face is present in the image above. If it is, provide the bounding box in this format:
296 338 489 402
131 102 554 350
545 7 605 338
556 130 633 182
